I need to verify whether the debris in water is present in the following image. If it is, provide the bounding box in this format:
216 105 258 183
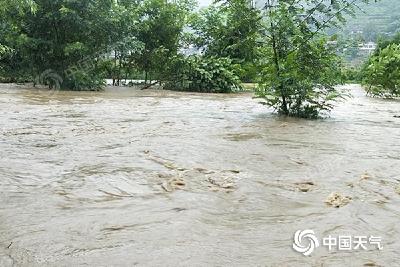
161 177 186 192
102 226 125 232
394 115 400 118
161 182 172 192
6 242 13 249
171 207 187 212
194 167 215 174
172 179 186 187
163 162 177 170
360 173 372 181
147 155 180 170
325 192 352 208
207 177 236 192
374 199 388 205
294 181 315 192
290 158 306 165
363 261 381 267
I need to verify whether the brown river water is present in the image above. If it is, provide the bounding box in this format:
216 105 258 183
0 84 399 266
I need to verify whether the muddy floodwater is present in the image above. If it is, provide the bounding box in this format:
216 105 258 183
0 84 399 266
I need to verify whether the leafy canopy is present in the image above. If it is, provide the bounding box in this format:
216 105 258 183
256 0 373 118
165 55 243 93
362 43 400 97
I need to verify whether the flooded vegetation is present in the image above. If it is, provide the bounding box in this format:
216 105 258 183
1 84 399 266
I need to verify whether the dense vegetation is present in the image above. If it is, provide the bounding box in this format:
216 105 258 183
0 0 383 118
255 0 356 118
0 0 193 89
362 33 400 97
164 56 243 93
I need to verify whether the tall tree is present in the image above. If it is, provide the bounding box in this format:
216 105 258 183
190 0 262 81
257 0 373 118
131 0 194 83
1 0 139 89
0 0 37 78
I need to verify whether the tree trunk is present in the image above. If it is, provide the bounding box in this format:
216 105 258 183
113 50 117 86
268 3 289 115
118 51 122 86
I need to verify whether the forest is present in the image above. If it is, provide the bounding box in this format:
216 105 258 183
0 0 399 118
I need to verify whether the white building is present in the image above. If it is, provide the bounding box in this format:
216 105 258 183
358 42 377 54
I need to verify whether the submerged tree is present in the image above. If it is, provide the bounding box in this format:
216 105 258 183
256 0 373 118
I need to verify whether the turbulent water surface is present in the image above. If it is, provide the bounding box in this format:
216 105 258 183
0 84 399 266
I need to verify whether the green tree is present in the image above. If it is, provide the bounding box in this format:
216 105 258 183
0 0 37 81
99 1 142 86
256 0 372 118
190 0 261 81
131 0 194 84
375 32 400 52
1 0 138 90
362 43 400 97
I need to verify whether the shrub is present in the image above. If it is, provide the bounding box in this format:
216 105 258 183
165 56 243 93
62 70 105 91
341 67 362 83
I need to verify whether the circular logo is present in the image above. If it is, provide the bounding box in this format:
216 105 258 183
293 230 320 256
35 69 63 95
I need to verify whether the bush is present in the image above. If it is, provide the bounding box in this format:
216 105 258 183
62 70 105 91
257 38 345 119
341 67 362 83
165 56 243 93
362 43 400 97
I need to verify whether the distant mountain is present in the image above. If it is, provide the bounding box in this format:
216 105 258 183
342 0 400 40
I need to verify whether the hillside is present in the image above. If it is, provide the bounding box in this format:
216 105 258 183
342 0 400 40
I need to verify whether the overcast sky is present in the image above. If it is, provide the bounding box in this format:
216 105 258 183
197 0 212 7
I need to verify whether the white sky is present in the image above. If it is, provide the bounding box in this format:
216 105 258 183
197 0 213 7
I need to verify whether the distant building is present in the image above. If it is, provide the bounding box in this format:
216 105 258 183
358 42 377 55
